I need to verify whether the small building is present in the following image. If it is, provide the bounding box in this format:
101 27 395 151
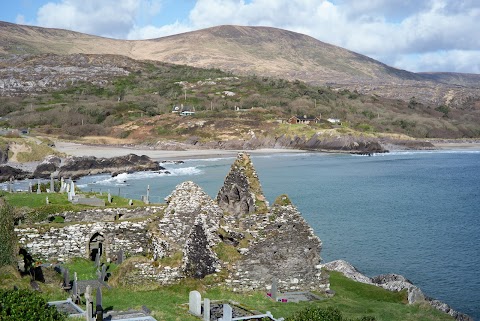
327 118 341 124
180 111 195 116
288 115 321 125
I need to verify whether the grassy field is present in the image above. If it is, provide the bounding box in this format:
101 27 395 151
0 261 453 321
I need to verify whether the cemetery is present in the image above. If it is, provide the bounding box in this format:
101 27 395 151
4 152 329 320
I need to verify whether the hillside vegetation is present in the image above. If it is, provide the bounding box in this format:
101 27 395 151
1 22 480 108
1 54 479 142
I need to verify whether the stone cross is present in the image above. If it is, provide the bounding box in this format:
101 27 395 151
85 285 93 321
203 298 210 321
117 249 124 264
37 180 41 194
95 287 103 321
222 304 233 321
188 290 202 316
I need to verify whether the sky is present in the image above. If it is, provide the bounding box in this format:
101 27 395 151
1 0 479 74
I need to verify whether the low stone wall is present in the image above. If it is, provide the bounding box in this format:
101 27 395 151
16 219 154 262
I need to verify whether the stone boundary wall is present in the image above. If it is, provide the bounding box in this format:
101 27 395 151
16 219 154 262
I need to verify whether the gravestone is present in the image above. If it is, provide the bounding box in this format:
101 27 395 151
50 175 54 193
145 185 150 204
70 181 75 197
117 250 124 264
60 177 65 193
189 290 202 316
107 193 112 204
28 182 32 193
8 178 13 193
37 180 41 194
203 298 210 321
95 252 100 267
46 196 49 205
270 278 278 301
72 280 79 303
63 268 70 289
85 285 93 321
128 199 133 206
222 304 233 321
95 287 103 321
96 269 101 281
100 264 107 282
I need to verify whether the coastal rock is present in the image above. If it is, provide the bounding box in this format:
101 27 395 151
0 143 8 164
320 260 373 284
58 153 162 179
216 153 268 223
33 155 61 178
0 165 31 182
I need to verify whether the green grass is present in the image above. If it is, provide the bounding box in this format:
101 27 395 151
1 261 454 321
4 192 151 223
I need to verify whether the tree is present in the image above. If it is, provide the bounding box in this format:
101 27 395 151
0 200 16 267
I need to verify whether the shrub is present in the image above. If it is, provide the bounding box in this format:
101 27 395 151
0 289 67 320
285 307 376 321
0 201 16 267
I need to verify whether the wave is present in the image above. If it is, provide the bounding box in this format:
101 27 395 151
77 166 204 187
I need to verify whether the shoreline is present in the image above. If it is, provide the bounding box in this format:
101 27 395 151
53 141 308 161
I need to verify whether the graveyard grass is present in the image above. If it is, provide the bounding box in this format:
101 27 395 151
10 266 449 321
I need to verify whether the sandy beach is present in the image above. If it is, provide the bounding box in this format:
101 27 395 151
54 141 306 161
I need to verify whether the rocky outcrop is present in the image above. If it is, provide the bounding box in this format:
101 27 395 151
0 165 31 182
321 260 473 321
0 143 8 164
33 155 61 178
216 153 268 222
57 153 162 179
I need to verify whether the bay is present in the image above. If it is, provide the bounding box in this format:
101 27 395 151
75 150 479 319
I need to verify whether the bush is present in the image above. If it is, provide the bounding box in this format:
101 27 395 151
0 289 67 320
0 201 16 267
285 307 376 321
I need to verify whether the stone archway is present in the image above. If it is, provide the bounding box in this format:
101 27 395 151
88 233 105 261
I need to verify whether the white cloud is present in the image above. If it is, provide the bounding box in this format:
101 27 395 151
35 0 162 38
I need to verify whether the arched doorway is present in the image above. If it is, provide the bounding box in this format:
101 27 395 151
89 233 105 261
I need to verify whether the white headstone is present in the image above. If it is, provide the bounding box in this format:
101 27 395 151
70 181 75 196
222 304 233 321
189 291 202 316
85 285 93 321
203 298 210 321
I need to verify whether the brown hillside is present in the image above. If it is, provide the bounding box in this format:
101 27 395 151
1 21 479 106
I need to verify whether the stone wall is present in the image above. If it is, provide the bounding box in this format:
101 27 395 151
16 219 154 262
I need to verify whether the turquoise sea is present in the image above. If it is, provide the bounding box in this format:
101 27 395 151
52 150 480 319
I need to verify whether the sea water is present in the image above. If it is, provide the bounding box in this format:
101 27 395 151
74 150 480 319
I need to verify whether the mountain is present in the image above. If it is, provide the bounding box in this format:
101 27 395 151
1 21 479 106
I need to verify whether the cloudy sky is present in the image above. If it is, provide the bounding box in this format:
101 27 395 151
1 0 479 73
